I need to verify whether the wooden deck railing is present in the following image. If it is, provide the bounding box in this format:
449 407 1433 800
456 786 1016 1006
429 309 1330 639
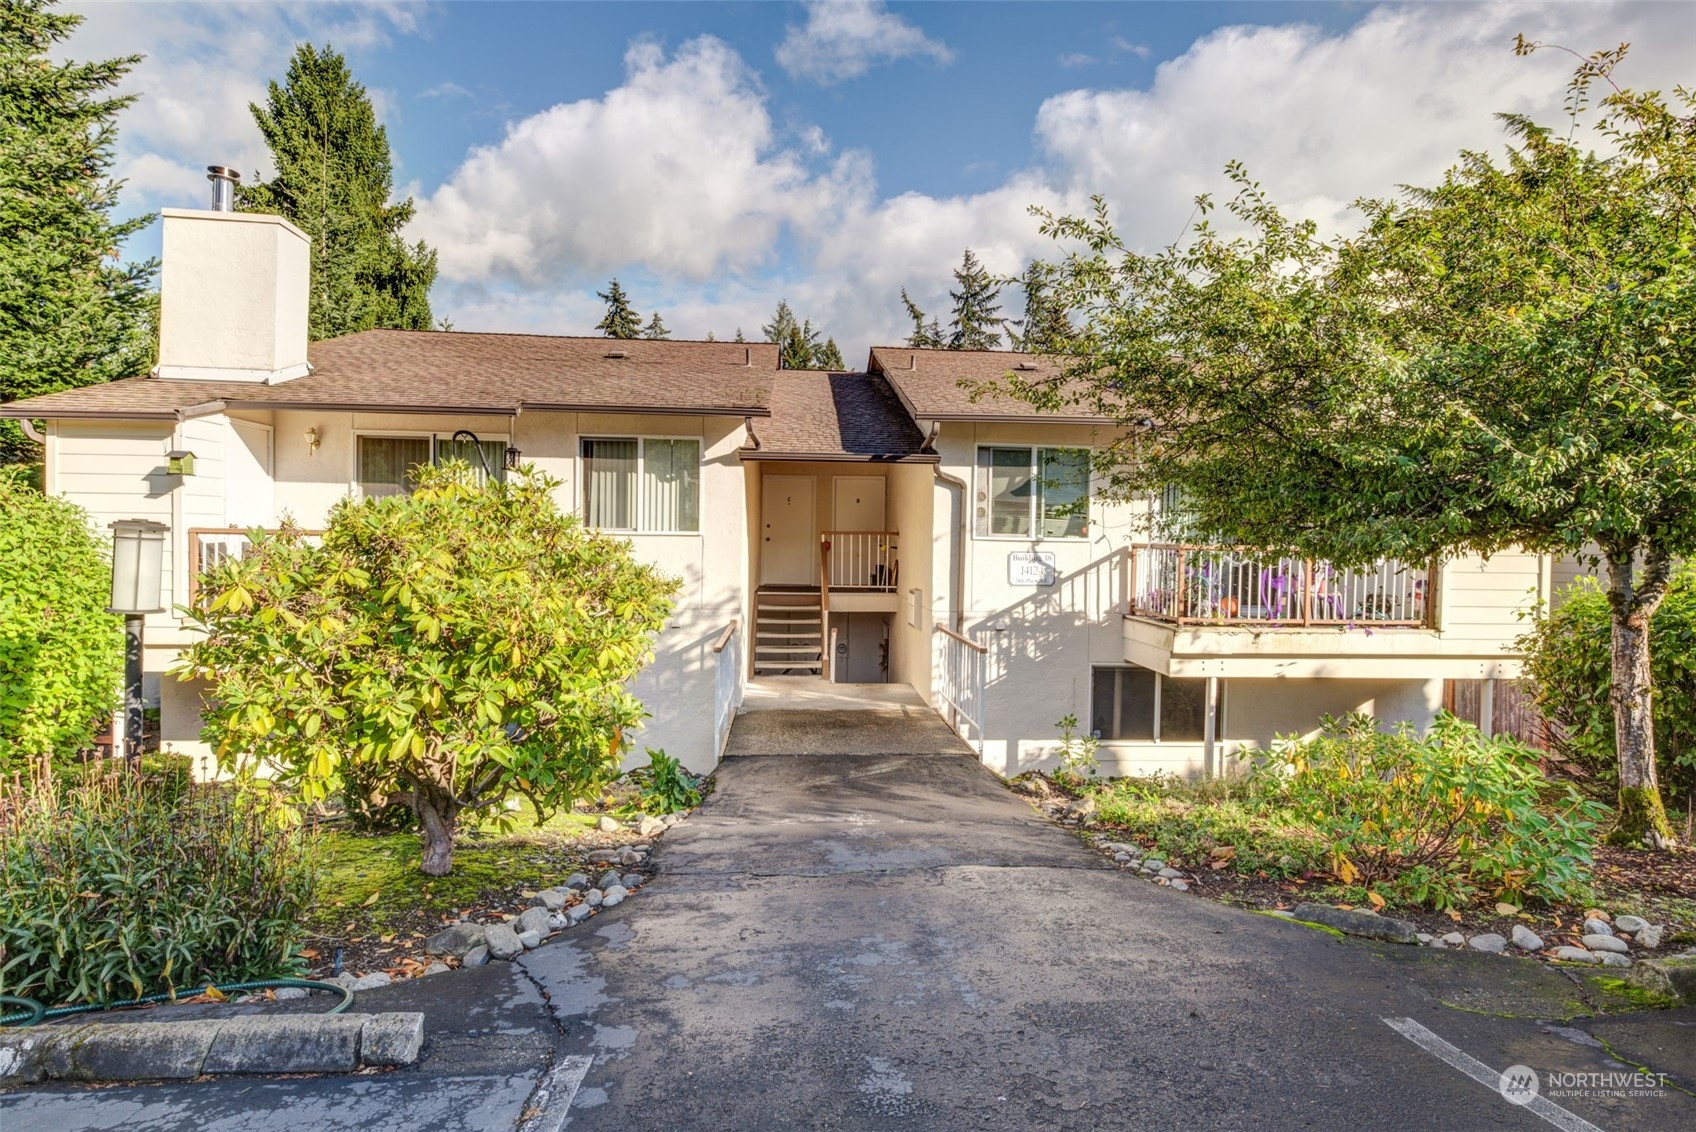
1127 544 1433 628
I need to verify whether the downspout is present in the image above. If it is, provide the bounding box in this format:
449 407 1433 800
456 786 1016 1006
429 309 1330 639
932 463 969 633
18 418 46 445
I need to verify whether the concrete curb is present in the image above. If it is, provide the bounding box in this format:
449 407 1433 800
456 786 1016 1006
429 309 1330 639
0 1012 424 1087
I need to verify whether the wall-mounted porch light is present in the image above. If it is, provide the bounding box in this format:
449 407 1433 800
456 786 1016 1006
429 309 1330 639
505 446 522 471
304 426 321 454
166 450 197 476
108 519 168 766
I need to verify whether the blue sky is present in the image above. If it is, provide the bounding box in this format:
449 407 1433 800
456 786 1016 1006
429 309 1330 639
64 1 1696 353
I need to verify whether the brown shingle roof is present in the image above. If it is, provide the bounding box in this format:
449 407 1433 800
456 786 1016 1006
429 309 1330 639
746 371 934 462
0 331 780 420
868 346 1107 423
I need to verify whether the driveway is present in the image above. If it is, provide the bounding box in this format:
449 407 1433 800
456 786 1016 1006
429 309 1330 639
7 708 1694 1130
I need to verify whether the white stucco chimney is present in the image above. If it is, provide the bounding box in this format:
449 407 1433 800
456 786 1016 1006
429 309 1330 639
154 168 311 383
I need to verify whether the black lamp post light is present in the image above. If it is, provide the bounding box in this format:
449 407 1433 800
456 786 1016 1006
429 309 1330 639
108 519 167 766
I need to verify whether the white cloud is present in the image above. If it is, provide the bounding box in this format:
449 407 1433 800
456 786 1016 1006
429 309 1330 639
60 2 425 218
415 37 868 286
420 81 475 101
1058 53 1096 69
775 0 953 85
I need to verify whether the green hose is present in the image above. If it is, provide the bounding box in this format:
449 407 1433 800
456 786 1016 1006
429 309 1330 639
0 978 353 1028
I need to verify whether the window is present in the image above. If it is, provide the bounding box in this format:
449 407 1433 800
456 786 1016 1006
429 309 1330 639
357 434 507 498
1090 665 1214 741
581 437 700 533
975 446 1090 538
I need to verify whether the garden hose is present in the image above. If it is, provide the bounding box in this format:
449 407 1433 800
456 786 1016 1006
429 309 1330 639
0 978 353 1028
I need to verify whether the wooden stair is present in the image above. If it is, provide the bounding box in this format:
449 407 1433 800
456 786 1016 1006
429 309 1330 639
753 588 824 676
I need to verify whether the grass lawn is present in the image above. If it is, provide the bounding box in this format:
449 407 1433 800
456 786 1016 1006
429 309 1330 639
301 802 636 976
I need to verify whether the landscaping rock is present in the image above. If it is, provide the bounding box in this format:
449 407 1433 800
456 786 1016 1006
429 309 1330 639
1638 924 1664 949
637 815 665 836
1113 852 1132 863
1468 934 1507 954
597 816 621 833
518 930 542 950
565 873 589 890
1157 867 1184 880
1291 902 1418 943
1143 858 1166 871
484 923 524 960
514 906 552 937
1614 915 1650 934
619 848 644 866
425 921 486 958
1441 932 1466 948
1555 946 1599 964
588 849 620 862
1417 933 1434 945
1169 880 1190 892
422 962 450 977
602 885 629 907
57 1020 220 1081
586 889 604 907
461 945 490 968
1065 795 1096 819
1599 953 1633 969
534 889 568 911
1583 917 1614 937
359 1013 425 1067
1583 933 1630 954
1511 925 1545 952
566 903 593 925
274 987 309 1001
598 869 623 891
623 873 645 889
349 972 392 992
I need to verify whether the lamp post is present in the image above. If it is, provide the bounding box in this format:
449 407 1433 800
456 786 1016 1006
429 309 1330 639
108 520 167 767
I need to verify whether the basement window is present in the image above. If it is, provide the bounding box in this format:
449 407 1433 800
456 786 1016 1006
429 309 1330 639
1090 665 1213 742
581 436 700 533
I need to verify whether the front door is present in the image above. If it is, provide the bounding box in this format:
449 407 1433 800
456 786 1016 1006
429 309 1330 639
761 475 815 586
832 475 886 531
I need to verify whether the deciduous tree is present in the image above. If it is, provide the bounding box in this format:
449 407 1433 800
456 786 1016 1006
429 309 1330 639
1016 44 1696 847
180 465 678 875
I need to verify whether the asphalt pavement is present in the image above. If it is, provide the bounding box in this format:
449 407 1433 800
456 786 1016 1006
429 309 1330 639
5 708 1693 1131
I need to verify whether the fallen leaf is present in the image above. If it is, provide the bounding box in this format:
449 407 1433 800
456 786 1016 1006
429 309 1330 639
1495 902 1520 917
1446 910 1463 922
1209 846 1237 861
379 933 395 944
1367 892 1386 910
201 985 228 1002
361 891 381 907
1210 860 1230 870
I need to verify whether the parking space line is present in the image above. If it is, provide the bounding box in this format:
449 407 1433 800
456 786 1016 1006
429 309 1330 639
1383 1017 1606 1132
516 1055 594 1132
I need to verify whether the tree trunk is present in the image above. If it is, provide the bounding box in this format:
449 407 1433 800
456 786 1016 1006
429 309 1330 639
1604 546 1676 849
413 780 460 876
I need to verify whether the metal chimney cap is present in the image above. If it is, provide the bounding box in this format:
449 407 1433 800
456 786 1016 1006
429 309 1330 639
205 165 242 182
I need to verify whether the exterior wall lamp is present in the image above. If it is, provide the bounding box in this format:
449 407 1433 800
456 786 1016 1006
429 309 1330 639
304 426 321 454
108 519 168 766
505 446 521 471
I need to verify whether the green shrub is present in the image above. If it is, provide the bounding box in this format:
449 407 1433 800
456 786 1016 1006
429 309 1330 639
0 772 316 1006
625 749 701 815
1518 570 1696 797
1252 713 1606 908
0 467 123 774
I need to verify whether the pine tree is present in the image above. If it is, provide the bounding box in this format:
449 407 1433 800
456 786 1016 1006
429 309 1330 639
900 288 945 349
704 331 716 342
1009 263 1071 352
0 1 156 464
733 327 746 343
947 248 1003 350
818 338 845 370
641 312 671 340
595 278 642 338
239 43 436 340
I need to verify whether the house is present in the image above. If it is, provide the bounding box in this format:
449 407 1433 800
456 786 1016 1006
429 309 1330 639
2 197 1562 778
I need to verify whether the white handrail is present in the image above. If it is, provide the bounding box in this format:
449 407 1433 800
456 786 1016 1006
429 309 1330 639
713 620 742 757
934 621 986 752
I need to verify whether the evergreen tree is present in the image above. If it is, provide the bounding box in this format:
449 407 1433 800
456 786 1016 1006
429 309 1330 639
947 248 1004 350
733 327 746 343
1009 263 1071 352
641 312 671 340
704 331 716 342
818 338 845 371
0 1 156 464
595 278 642 338
900 288 945 348
239 43 436 340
